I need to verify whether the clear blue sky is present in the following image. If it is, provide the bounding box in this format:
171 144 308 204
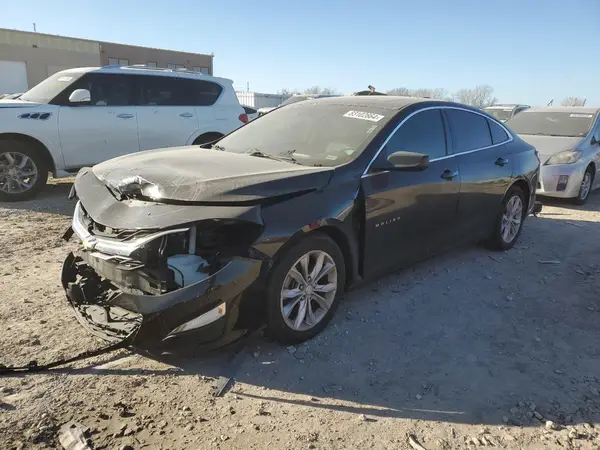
1 0 598 106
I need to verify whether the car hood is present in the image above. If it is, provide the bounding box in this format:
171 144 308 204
518 134 583 163
92 146 334 204
0 99 42 108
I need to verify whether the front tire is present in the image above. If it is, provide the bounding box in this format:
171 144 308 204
489 185 526 251
0 139 48 202
573 166 594 205
265 233 346 345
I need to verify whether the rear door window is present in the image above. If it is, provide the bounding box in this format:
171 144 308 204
139 76 223 106
445 109 493 153
385 109 447 160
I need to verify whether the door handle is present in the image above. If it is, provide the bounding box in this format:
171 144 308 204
495 157 509 167
179 112 193 118
441 169 459 180
116 113 134 119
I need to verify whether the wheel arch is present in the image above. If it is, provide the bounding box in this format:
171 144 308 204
585 161 596 178
0 132 57 176
509 177 531 211
267 220 358 291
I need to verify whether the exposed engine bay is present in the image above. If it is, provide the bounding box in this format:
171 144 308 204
72 201 266 296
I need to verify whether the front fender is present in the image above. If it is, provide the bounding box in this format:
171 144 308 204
254 181 361 286
0 106 64 170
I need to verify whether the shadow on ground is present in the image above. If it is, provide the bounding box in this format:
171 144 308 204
23 203 596 430
0 182 75 216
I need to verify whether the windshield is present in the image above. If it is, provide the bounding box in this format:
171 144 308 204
20 72 85 104
218 102 394 167
505 111 595 137
485 108 513 121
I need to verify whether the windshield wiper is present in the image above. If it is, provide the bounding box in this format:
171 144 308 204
246 149 298 164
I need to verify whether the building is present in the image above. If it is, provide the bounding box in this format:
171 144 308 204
236 91 286 109
0 28 214 94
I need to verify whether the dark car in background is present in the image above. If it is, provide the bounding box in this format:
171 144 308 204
62 96 540 354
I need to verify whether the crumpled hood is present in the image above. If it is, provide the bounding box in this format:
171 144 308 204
0 99 41 108
518 134 583 163
92 146 334 204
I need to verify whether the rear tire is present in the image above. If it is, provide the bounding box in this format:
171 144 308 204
0 139 48 202
488 185 526 251
265 233 346 345
572 166 594 205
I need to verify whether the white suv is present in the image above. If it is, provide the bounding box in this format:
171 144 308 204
0 65 247 201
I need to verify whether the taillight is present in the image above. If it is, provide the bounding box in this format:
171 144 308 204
238 113 248 124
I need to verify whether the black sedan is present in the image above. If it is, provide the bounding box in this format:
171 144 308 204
62 96 540 354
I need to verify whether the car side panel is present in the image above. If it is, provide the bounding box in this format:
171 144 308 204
0 105 66 171
454 143 514 240
510 139 541 210
255 175 361 284
587 117 600 191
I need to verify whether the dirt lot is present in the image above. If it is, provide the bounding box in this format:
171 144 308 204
1 183 599 450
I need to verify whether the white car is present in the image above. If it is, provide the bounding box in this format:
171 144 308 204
0 65 247 201
506 107 600 204
242 105 259 121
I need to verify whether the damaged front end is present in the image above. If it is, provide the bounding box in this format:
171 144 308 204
62 193 271 354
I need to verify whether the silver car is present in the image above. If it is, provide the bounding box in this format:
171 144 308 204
484 104 530 122
505 107 600 204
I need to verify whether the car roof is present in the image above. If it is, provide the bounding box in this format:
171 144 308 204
299 95 459 111
55 66 233 85
522 106 600 114
485 104 528 109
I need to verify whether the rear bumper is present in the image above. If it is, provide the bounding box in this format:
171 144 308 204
536 162 586 199
61 250 263 354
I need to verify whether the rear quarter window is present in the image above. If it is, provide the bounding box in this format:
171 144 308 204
488 119 510 144
445 109 492 153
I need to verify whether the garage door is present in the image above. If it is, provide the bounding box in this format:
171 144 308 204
0 61 28 94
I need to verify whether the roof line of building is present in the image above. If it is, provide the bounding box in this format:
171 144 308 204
0 27 214 58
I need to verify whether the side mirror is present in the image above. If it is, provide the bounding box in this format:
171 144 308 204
68 89 91 104
592 136 600 146
374 151 429 171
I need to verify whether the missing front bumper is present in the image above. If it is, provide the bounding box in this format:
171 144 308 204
61 251 264 353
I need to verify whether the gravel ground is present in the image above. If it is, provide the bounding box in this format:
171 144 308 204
1 182 599 450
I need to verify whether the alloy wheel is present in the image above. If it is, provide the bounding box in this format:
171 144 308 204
0 151 39 194
501 195 523 244
578 172 592 201
280 250 338 332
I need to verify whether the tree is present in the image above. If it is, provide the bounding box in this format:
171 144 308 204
454 85 498 108
303 86 338 95
411 88 451 100
561 97 586 107
386 87 451 100
386 87 410 96
277 88 294 97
